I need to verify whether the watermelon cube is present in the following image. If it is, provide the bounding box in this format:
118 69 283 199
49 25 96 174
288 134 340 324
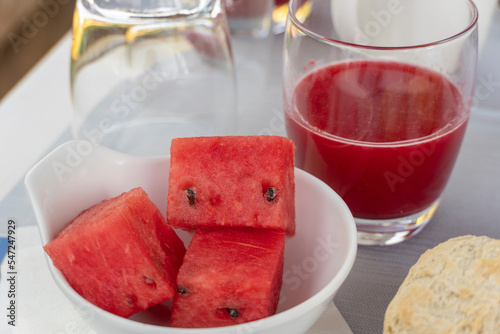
170 227 285 328
44 187 186 318
167 136 296 235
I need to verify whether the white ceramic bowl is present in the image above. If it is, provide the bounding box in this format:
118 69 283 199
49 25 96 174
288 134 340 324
25 140 357 334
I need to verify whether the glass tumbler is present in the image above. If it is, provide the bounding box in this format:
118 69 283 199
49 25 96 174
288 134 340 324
223 0 274 38
283 0 478 245
71 0 236 156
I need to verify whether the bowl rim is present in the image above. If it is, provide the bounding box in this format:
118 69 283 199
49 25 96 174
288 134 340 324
25 140 358 333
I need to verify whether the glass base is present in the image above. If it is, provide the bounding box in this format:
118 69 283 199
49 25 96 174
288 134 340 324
355 200 440 246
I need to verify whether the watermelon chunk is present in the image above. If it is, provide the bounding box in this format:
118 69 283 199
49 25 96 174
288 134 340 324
44 187 186 318
170 227 285 328
167 136 296 235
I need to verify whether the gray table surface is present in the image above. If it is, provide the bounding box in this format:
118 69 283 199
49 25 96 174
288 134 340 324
1 9 500 334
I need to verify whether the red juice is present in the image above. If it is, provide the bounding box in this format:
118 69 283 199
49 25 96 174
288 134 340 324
275 0 289 6
285 60 469 219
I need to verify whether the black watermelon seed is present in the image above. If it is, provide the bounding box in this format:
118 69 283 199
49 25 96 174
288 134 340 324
226 308 239 319
177 286 189 295
264 187 276 202
185 188 195 205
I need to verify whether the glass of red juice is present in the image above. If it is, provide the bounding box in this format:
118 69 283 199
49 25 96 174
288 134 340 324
283 0 478 245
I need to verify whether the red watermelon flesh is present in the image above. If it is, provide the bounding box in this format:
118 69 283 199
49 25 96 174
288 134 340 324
170 227 285 328
44 187 186 318
167 136 296 235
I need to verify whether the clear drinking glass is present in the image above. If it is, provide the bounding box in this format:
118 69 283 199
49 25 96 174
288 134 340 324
71 0 236 157
283 0 478 245
223 0 273 38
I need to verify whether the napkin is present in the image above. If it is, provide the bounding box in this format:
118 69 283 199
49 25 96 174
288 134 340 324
0 226 353 334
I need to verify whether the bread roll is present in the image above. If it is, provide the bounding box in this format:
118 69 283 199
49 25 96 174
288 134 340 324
384 235 500 333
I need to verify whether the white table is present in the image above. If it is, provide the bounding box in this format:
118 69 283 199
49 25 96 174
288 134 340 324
1 8 500 333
